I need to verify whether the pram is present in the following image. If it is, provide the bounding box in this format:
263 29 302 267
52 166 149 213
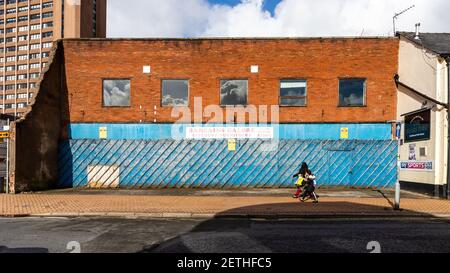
300 175 319 203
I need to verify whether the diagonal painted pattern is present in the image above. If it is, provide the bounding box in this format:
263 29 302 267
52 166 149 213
58 140 398 189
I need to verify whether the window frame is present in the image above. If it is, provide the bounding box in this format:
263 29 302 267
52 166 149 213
279 78 308 107
160 78 190 108
219 78 249 107
101 78 132 108
338 77 367 107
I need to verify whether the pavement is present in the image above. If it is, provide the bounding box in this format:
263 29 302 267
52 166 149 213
1 188 450 219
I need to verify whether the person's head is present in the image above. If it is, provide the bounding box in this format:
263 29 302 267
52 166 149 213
300 162 309 173
301 162 308 170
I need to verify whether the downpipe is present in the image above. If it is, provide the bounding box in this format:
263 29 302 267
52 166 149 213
447 57 450 199
395 136 401 210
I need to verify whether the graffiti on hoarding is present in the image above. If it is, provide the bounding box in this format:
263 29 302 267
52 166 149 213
400 161 433 172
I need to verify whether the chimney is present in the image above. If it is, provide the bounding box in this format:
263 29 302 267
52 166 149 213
415 23 421 40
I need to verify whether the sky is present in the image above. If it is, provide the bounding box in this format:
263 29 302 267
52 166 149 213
107 0 450 38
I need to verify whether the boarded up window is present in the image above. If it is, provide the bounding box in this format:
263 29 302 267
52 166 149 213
103 79 130 107
220 79 248 106
161 79 189 107
339 78 366 107
280 80 307 106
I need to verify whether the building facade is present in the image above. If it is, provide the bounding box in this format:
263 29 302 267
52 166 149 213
0 0 106 117
8 38 400 192
396 32 450 198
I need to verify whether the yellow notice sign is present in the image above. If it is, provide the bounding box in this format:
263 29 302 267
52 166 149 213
99 127 108 139
0 132 10 139
340 127 349 139
228 139 236 151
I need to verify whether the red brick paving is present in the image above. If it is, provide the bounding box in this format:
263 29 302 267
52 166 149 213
1 194 449 218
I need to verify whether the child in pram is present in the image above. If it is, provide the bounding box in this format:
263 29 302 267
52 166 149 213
292 162 319 203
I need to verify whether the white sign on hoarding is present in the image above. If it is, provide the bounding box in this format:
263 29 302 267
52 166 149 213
186 127 274 140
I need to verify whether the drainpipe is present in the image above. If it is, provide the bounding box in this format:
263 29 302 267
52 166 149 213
447 56 450 199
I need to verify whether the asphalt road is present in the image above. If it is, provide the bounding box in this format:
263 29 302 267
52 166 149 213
0 217 449 253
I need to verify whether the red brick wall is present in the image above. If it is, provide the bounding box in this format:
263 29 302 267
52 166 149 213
62 38 399 123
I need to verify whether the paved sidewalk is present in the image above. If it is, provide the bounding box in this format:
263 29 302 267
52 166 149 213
1 190 449 218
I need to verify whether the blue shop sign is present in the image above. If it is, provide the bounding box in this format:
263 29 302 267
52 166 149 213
404 109 431 143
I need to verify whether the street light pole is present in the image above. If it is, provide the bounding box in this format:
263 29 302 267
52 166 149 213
395 122 401 210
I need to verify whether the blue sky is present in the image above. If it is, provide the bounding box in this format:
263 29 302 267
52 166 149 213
209 0 280 15
108 0 450 38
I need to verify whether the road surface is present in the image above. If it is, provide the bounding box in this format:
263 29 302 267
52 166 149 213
0 217 449 253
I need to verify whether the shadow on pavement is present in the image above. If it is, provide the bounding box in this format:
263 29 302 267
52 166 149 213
141 201 438 253
375 190 395 207
0 246 49 253
214 201 402 218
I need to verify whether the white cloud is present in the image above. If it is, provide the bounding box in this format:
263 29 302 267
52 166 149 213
107 0 450 38
108 0 211 37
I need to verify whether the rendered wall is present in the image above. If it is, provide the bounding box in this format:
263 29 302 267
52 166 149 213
397 37 448 191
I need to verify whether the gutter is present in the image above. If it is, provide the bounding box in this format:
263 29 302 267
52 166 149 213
394 74 448 109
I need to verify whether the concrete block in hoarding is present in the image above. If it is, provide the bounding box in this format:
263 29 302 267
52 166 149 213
87 165 120 188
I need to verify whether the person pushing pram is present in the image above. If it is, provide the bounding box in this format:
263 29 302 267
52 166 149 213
292 162 319 203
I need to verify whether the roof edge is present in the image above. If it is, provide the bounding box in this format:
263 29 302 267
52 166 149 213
58 36 399 42
397 32 450 57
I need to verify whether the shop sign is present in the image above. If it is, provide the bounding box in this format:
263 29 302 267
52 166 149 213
404 109 431 142
186 127 273 139
400 161 433 172
0 132 10 139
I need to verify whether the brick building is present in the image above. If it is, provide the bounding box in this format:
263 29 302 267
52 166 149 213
8 37 400 192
